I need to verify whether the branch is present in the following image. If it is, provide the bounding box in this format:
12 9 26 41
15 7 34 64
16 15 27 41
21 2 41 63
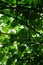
0 6 17 9
0 11 43 37
0 1 43 13
0 11 16 18
26 22 43 37
0 5 43 13
0 11 42 20
0 0 16 5
17 5 43 13
16 18 43 37
0 0 43 7
0 0 8 5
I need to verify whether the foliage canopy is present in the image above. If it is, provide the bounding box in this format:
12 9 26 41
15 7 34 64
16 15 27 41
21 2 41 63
0 0 43 65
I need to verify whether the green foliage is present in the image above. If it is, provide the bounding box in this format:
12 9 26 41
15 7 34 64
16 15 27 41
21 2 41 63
0 0 43 65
